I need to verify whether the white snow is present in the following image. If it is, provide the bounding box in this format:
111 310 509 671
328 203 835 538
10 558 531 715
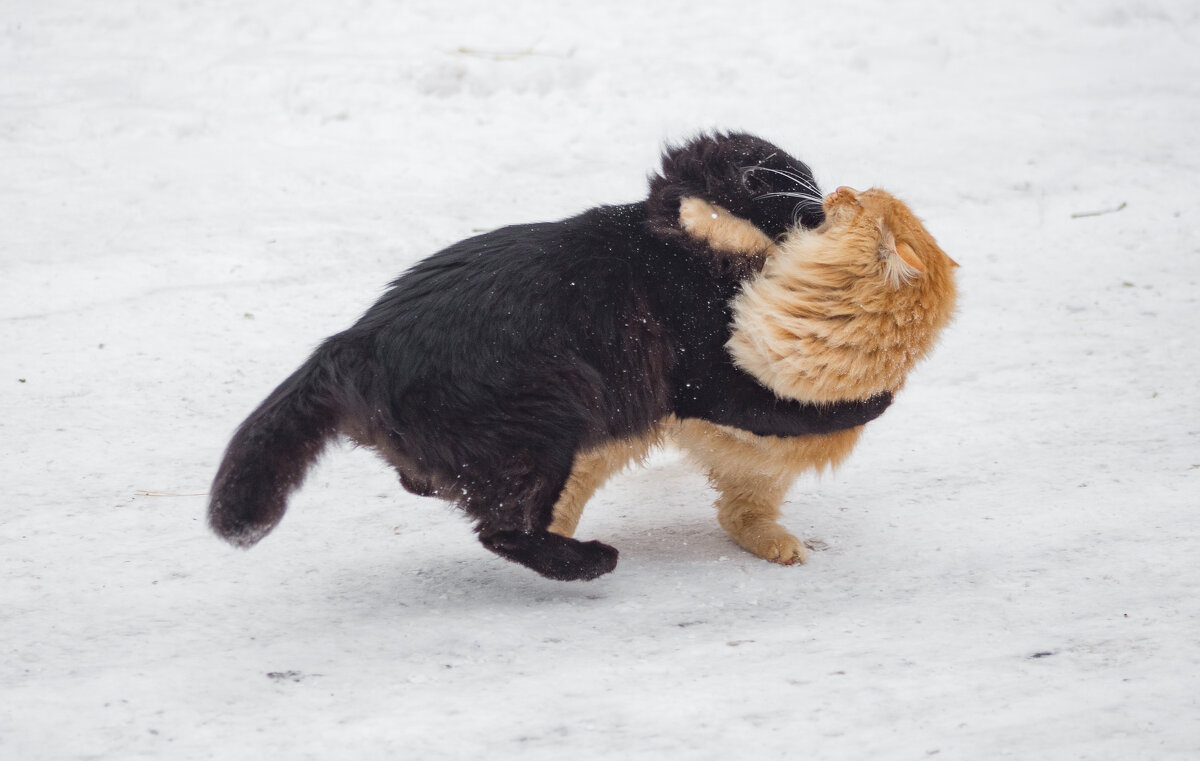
3 1 1199 758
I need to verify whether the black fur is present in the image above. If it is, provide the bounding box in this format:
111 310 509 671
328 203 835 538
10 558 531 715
208 133 892 581
647 132 827 277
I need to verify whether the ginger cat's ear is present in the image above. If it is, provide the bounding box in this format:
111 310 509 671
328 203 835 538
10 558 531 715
883 230 926 273
896 240 926 272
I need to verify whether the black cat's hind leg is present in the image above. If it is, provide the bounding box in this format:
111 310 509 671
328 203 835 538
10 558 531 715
467 448 619 582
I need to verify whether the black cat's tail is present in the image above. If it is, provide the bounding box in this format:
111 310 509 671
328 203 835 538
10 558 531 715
208 340 356 548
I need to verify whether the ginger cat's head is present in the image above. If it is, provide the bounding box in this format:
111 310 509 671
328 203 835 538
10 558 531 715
819 186 959 291
726 187 958 403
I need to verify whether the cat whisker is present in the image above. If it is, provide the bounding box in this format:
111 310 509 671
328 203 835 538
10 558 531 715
790 201 824 226
741 166 822 196
741 165 813 188
755 191 824 205
760 191 825 227
777 194 826 227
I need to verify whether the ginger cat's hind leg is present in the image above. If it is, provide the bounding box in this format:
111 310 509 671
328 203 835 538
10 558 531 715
548 432 659 538
547 449 621 538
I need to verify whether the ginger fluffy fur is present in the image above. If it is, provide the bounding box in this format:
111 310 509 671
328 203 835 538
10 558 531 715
549 189 957 566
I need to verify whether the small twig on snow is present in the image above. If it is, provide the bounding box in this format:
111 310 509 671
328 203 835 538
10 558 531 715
1070 201 1127 219
451 46 573 61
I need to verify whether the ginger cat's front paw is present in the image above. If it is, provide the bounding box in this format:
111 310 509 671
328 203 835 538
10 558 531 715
734 523 808 566
678 196 716 237
715 518 811 566
678 196 777 257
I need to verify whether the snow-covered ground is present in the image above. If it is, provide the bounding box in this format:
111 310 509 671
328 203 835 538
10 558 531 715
3 1 1198 758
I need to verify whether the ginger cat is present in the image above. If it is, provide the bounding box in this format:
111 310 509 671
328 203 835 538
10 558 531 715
550 187 958 565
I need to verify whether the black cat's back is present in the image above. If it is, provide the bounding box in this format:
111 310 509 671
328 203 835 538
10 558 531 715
347 204 679 453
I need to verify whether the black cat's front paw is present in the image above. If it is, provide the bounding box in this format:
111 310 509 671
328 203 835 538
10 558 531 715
480 530 619 581
567 539 620 580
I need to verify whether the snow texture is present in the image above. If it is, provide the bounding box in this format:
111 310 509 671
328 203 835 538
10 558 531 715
3 1 1199 758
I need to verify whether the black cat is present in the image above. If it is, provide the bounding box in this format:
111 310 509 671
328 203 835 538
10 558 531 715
208 133 892 581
